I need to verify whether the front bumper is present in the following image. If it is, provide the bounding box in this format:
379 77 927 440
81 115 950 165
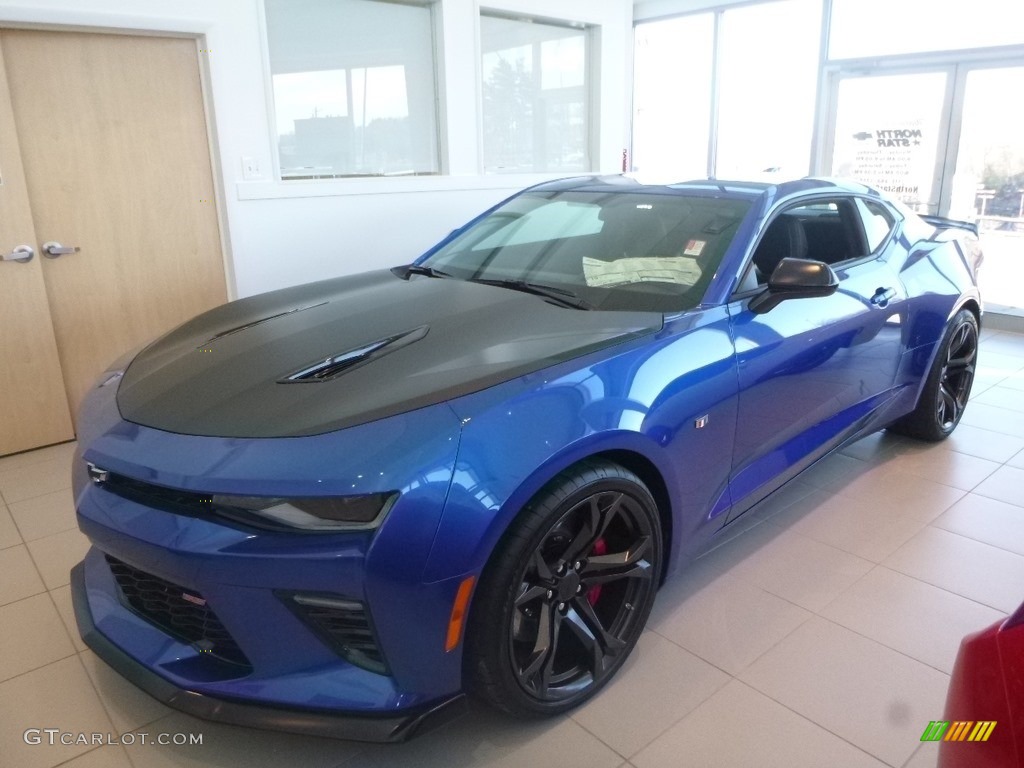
71 562 466 742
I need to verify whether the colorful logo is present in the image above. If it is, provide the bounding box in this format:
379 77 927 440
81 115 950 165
921 721 997 742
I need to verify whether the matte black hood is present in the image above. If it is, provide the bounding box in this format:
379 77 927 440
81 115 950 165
116 270 662 438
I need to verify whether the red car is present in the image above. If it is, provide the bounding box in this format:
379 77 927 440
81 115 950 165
939 601 1024 767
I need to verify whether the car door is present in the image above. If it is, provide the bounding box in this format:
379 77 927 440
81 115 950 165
725 195 907 520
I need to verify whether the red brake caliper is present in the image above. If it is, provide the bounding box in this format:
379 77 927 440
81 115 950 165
586 538 607 605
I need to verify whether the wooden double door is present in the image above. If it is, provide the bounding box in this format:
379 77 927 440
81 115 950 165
0 29 227 456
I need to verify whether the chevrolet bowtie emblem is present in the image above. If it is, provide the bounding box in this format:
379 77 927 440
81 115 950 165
86 463 109 485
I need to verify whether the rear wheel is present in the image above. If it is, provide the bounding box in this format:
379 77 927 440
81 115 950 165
465 460 662 717
890 308 978 441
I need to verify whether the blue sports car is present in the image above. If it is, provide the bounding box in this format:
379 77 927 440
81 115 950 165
71 176 982 741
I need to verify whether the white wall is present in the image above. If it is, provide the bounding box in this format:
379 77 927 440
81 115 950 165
0 0 633 297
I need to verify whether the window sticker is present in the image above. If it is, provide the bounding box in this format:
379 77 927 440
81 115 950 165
582 256 702 287
683 239 706 257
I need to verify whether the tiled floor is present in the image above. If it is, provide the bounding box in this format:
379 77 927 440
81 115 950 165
2 330 1023 768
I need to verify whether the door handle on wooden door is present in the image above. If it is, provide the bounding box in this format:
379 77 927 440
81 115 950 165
2 245 35 263
42 241 80 258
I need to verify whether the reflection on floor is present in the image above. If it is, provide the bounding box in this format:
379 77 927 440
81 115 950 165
1 330 1023 768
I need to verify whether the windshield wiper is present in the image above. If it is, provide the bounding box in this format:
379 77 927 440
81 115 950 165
392 264 452 280
468 278 593 310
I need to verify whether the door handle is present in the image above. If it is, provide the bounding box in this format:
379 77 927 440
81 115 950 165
871 287 896 307
2 245 35 263
43 241 81 258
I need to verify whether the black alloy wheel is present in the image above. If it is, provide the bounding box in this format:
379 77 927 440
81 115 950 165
890 308 978 441
935 316 977 431
465 460 662 717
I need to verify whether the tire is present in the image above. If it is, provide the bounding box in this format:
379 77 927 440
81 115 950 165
465 459 662 718
889 308 978 441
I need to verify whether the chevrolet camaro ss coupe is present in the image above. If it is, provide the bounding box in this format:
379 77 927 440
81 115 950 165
71 176 982 741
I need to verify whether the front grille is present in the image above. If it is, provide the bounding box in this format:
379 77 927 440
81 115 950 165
105 555 251 669
283 593 389 675
97 471 215 519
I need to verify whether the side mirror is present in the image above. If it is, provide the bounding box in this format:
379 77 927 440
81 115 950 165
748 258 839 314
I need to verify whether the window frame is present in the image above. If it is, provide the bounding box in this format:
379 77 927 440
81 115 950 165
478 10 595 175
732 193 885 298
262 0 444 182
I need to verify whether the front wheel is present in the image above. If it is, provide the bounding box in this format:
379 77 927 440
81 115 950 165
465 460 662 717
890 308 978 441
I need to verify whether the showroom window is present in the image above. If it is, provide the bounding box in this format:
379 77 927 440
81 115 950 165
715 0 821 178
631 0 821 180
480 13 591 174
264 0 440 179
829 0 1024 59
632 14 714 180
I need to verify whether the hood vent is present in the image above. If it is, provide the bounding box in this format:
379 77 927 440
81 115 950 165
202 301 329 346
281 325 429 383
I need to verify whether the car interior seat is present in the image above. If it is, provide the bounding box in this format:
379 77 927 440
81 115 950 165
751 215 808 281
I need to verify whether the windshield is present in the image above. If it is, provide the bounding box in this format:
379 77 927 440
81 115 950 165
422 190 751 312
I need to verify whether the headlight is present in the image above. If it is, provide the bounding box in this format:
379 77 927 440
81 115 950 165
210 492 398 532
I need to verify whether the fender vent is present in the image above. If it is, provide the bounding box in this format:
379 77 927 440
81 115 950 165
281 325 428 383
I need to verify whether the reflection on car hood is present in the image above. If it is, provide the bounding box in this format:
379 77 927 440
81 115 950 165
116 270 663 437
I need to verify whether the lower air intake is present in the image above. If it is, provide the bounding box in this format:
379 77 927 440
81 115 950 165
282 592 389 675
105 554 251 669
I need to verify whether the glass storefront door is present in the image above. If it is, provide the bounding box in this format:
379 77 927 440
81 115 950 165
824 61 1024 311
949 66 1024 311
826 70 951 214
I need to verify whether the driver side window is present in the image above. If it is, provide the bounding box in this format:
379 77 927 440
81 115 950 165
739 197 870 291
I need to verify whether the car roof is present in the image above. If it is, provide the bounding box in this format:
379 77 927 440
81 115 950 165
529 174 880 202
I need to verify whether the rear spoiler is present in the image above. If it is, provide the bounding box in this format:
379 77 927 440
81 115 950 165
919 214 978 237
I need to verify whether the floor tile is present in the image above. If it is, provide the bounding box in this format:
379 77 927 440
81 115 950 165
79 649 172 734
52 583 88 652
821 566 1005 674
9 487 77 542
632 680 887 768
981 332 1024 359
934 423 1024 463
739 618 949 768
884 526 1024 612
829 465 966 523
0 502 21 549
770 491 926 563
839 430 908 462
959 401 1024 437
972 385 1024 414
881 448 1000 492
0 457 73 504
934 493 1024 556
60 745 134 768
571 632 729 758
902 743 939 768
0 440 76 474
999 367 1024 392
122 712 359 768
650 571 811 675
26 527 90 590
0 543 46 606
0 593 76 682
727 528 874 611
356 709 623 768
796 452 871 489
971 464 1024 508
0 656 114 768
1010 448 1024 469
